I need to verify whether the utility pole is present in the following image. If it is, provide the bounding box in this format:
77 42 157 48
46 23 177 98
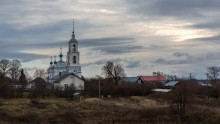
189 73 192 80
99 79 101 99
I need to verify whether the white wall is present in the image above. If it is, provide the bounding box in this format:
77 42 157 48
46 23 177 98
58 75 84 91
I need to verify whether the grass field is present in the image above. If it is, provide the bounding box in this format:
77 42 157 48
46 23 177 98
0 96 220 124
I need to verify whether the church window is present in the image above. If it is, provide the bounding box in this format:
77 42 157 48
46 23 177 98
64 84 68 89
73 56 76 64
72 44 76 51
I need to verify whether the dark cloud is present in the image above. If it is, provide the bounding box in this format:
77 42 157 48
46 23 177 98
83 58 141 69
191 21 220 30
125 60 140 68
93 45 143 54
154 57 193 65
173 52 189 57
0 20 72 41
0 51 49 62
80 36 143 54
150 45 159 48
154 52 220 65
125 0 220 19
80 37 135 47
190 35 220 42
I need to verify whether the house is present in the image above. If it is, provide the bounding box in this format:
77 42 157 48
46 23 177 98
53 73 84 91
26 77 46 90
119 77 139 84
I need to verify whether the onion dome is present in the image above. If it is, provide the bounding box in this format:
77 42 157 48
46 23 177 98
50 56 53 65
54 55 57 65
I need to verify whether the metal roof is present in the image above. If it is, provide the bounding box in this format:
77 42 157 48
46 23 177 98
165 81 180 87
139 76 166 81
120 77 139 83
54 73 83 83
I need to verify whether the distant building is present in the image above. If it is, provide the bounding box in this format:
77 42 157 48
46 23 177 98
26 77 46 90
137 75 166 88
47 22 84 91
137 75 166 84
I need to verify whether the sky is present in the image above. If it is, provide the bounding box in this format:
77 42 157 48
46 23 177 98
1 0 220 79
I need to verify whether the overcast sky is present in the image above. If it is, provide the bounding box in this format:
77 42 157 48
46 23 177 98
1 0 220 79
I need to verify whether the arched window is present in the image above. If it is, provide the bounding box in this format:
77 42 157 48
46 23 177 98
73 56 76 64
72 44 76 51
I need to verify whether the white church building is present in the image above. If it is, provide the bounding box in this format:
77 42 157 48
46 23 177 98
48 22 84 91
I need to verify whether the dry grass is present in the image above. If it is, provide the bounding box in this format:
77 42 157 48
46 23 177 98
0 97 219 123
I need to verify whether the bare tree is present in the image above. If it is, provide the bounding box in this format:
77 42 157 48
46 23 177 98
0 59 12 75
8 59 22 81
24 69 33 82
153 71 164 76
33 69 47 80
207 66 220 85
102 61 126 85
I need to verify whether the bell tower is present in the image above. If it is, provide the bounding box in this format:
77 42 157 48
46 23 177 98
66 20 81 75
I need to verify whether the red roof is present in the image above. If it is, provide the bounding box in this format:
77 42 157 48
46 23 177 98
139 76 166 82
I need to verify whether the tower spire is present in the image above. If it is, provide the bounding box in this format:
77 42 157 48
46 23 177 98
72 19 75 38
73 19 74 34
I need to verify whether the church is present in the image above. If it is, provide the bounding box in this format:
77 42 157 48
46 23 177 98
47 22 84 91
